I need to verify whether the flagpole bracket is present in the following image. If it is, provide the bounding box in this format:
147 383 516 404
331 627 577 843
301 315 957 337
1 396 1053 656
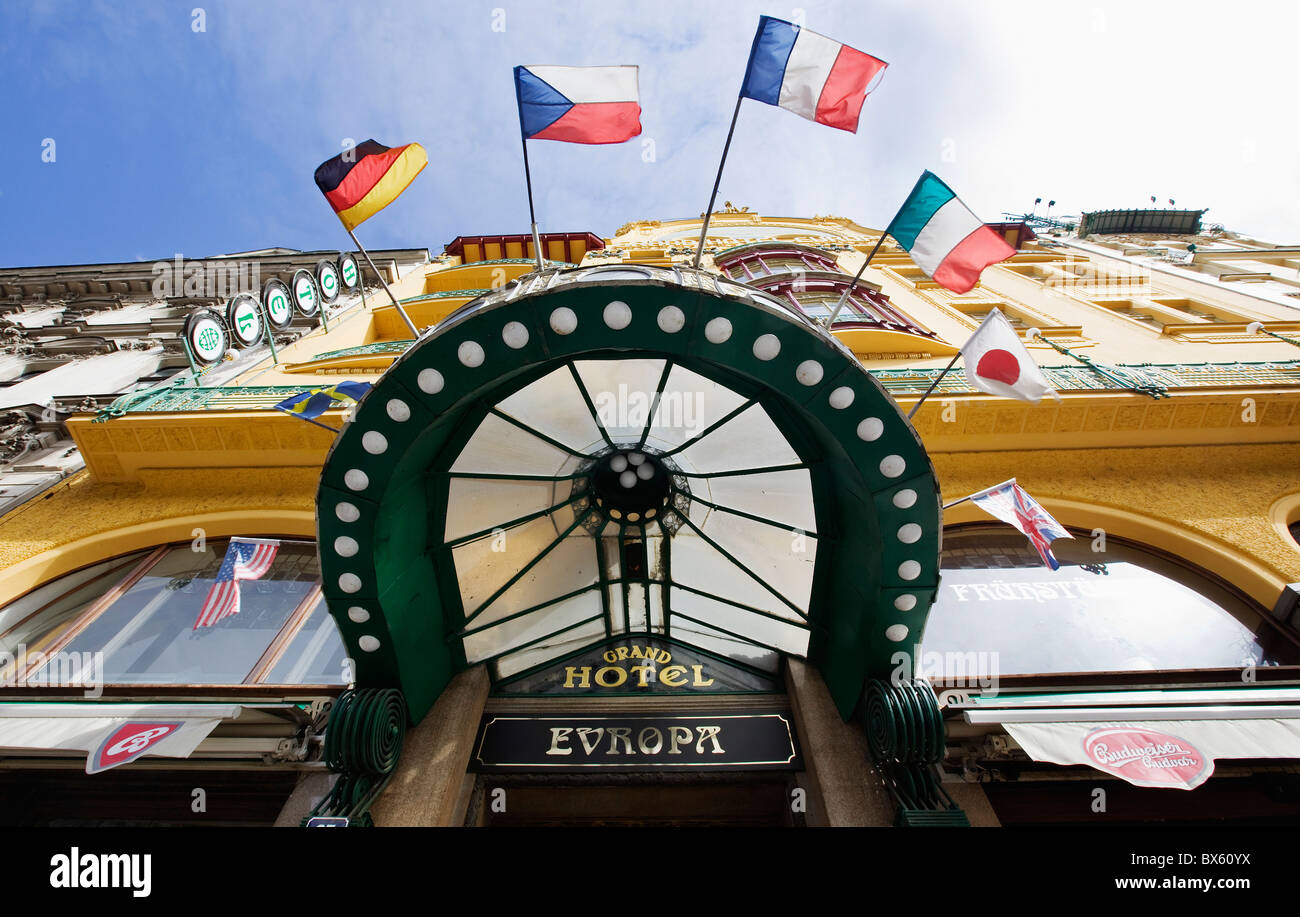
1031 333 1168 399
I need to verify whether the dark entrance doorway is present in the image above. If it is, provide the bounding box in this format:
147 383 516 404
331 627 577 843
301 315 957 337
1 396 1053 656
473 774 799 827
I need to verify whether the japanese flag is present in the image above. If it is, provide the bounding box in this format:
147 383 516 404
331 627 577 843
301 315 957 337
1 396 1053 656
960 309 1059 403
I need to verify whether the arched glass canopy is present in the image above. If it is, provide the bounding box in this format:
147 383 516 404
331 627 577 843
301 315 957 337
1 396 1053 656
317 266 943 721
447 355 817 680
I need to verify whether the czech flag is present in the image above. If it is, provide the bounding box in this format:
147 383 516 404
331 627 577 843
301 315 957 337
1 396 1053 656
889 170 1018 294
314 140 427 231
514 65 641 144
740 16 886 133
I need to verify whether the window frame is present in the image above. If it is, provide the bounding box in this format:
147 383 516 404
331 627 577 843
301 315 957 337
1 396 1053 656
924 523 1300 680
3 538 343 690
748 272 939 337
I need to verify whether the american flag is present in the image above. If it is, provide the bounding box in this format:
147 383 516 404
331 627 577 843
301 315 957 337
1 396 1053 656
969 479 1071 570
194 538 280 629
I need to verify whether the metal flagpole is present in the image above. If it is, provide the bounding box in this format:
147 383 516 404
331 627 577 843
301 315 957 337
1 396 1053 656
180 333 202 378
1248 321 1300 350
826 229 890 327
943 477 1011 510
274 406 341 434
1027 329 1165 399
345 226 419 339
356 255 367 312
520 135 545 272
692 95 745 270
906 350 963 420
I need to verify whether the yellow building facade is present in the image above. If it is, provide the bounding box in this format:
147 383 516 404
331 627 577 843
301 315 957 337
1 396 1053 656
1 211 1298 826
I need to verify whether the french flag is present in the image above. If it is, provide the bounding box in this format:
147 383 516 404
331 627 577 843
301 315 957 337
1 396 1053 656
515 65 641 144
889 171 1018 294
740 16 886 133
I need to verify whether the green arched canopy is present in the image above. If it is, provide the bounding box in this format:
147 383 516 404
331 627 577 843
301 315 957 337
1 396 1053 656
317 266 941 722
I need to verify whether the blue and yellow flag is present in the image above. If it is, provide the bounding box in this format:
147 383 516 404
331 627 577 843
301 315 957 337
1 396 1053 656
274 381 371 420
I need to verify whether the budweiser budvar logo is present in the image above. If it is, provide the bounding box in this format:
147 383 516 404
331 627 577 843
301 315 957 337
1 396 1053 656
1082 727 1212 790
87 722 182 774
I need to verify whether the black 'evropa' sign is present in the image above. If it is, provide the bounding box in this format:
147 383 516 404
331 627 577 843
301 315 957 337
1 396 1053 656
471 711 802 772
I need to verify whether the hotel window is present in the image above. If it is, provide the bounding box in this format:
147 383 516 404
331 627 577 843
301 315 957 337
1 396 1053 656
748 273 939 340
793 290 870 322
1091 299 1169 331
714 244 839 282
964 307 1027 329
1149 298 1251 324
919 525 1298 678
0 539 347 686
1090 297 1260 333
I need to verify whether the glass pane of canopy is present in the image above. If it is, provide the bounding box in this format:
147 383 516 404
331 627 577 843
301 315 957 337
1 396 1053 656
440 355 817 681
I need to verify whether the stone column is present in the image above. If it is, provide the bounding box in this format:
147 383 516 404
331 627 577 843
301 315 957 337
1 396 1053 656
944 781 1001 826
785 658 896 826
369 666 490 827
274 772 338 827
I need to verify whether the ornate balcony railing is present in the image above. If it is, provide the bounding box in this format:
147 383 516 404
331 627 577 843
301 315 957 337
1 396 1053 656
309 340 414 362
872 361 1300 395
90 360 1299 417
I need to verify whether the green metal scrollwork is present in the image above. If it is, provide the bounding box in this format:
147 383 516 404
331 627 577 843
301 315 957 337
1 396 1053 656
863 679 969 827
303 688 407 828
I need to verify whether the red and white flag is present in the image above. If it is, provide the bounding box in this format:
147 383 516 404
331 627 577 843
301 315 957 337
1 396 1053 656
960 308 1058 403
194 537 280 629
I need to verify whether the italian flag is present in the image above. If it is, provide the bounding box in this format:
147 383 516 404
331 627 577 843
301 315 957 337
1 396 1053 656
889 170 1017 294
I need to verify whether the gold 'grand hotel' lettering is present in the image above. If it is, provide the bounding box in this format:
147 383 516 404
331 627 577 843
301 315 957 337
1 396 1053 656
562 645 715 689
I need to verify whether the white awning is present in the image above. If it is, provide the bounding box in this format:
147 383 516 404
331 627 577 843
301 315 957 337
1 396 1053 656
0 703 240 774
1004 718 1300 790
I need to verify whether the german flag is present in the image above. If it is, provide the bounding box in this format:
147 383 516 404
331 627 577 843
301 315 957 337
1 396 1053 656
314 140 427 231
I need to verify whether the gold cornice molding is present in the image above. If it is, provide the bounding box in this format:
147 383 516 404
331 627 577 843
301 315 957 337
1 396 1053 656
908 389 1300 452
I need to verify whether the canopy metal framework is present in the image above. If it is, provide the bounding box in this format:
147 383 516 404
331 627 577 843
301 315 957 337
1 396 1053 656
316 265 942 721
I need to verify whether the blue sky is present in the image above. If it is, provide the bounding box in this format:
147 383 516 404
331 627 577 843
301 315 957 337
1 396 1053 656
2 0 1297 267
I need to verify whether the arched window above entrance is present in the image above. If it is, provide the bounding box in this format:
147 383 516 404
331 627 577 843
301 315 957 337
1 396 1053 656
919 525 1299 678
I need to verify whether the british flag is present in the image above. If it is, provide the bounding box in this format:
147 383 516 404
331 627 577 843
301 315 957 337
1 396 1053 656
194 538 280 629
969 480 1071 570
